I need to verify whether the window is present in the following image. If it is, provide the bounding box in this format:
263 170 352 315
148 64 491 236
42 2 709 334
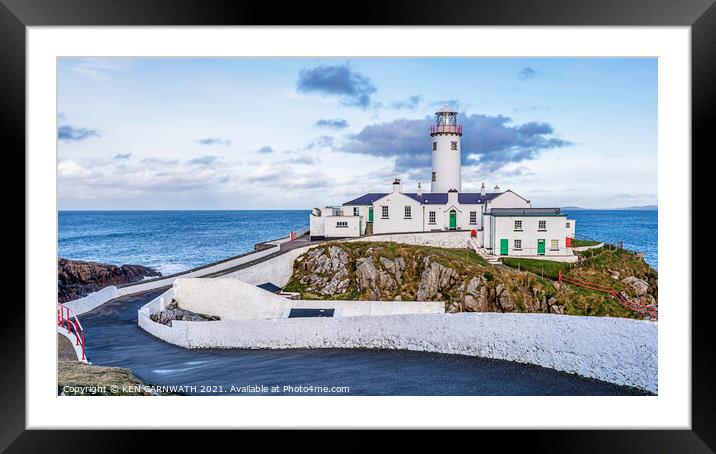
550 239 559 250
450 141 458 150
566 222 571 228
431 171 436 182
514 220 522 231
429 211 436 224
353 207 359 216
538 220 547 231
336 221 348 228
432 142 437 151
382 206 389 219
469 211 477 224
404 206 412 219
514 239 522 250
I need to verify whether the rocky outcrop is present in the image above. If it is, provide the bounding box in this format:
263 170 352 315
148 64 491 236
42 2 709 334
150 300 219 326
298 246 351 296
621 276 649 296
284 242 656 320
416 257 458 301
58 258 161 303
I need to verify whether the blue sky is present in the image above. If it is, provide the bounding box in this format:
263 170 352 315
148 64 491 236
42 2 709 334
57 57 657 210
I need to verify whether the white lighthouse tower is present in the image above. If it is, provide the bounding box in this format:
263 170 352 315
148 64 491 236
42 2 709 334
430 105 462 193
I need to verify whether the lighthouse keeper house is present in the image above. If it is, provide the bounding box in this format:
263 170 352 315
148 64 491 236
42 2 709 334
309 105 576 257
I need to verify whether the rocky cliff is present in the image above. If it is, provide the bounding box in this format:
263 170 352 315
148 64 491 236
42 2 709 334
58 258 161 303
283 242 658 319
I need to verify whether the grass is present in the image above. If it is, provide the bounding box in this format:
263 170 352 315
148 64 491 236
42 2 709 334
571 239 601 247
501 257 571 280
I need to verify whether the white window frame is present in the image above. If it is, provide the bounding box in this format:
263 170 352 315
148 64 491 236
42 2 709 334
550 239 559 250
381 206 389 219
514 239 522 250
566 222 570 228
336 221 348 228
538 220 547 231
428 211 436 224
469 211 477 224
404 206 412 219
514 220 522 231
353 207 359 216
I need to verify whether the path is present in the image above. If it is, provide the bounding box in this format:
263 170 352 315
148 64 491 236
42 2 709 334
78 290 648 396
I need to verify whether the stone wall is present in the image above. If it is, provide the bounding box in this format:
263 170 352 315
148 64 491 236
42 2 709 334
346 230 472 249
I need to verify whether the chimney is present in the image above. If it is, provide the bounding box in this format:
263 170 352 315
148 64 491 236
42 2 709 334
493 185 500 193
448 188 458 204
480 182 486 196
392 178 402 193
417 182 423 197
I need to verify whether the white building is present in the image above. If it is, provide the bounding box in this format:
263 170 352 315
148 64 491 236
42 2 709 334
310 105 576 257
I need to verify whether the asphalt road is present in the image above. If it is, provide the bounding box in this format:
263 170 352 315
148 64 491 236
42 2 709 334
79 290 647 396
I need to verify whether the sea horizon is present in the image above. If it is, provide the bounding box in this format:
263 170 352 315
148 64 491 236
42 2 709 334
58 208 657 273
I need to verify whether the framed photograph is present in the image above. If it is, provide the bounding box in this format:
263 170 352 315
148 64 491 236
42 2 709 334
8 0 714 449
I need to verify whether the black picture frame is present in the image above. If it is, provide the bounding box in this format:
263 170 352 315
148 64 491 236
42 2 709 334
5 0 713 450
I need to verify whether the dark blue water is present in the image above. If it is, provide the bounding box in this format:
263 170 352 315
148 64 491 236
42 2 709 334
563 209 657 269
58 210 309 274
58 209 657 273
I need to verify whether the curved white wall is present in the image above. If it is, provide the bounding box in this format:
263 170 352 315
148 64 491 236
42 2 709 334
138 308 658 393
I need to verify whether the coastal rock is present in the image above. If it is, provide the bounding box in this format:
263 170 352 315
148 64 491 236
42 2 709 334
416 259 458 301
58 258 161 303
150 300 220 326
622 276 649 296
356 257 381 299
496 284 515 312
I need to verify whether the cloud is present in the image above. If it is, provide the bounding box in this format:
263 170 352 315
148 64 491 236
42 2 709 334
198 137 231 146
315 118 349 130
58 125 102 142
288 155 315 165
114 153 132 160
391 95 422 110
188 155 220 165
518 67 536 80
255 145 274 154
339 113 573 174
58 154 232 199
243 163 331 190
297 64 376 108
307 136 335 149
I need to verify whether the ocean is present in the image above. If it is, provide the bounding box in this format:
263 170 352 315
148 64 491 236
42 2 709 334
58 209 657 273
562 209 657 269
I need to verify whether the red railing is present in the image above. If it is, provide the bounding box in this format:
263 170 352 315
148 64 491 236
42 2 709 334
429 125 462 135
57 303 86 361
558 271 657 318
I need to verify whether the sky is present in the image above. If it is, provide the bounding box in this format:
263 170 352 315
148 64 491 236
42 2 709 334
57 57 657 210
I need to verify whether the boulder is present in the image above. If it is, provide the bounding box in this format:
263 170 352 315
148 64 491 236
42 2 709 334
622 276 649 296
356 257 381 299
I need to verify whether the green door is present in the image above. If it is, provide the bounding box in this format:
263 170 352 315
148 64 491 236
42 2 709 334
368 207 373 223
537 239 545 255
449 210 456 229
500 239 508 255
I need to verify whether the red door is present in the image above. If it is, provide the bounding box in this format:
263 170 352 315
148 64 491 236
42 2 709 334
566 237 572 247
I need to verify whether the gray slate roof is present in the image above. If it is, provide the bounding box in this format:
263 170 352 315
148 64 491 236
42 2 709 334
489 208 564 217
343 192 501 206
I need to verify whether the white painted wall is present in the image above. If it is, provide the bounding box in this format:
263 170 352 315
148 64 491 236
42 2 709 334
491 216 573 256
324 215 362 238
487 190 531 209
372 192 424 234
347 230 471 249
138 307 658 393
222 244 315 286
431 132 461 192
165 278 444 321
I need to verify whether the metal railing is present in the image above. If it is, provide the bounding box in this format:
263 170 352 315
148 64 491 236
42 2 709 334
429 125 462 135
57 303 86 361
558 271 657 318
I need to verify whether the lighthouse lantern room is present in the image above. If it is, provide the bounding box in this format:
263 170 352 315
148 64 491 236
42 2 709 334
430 105 462 193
